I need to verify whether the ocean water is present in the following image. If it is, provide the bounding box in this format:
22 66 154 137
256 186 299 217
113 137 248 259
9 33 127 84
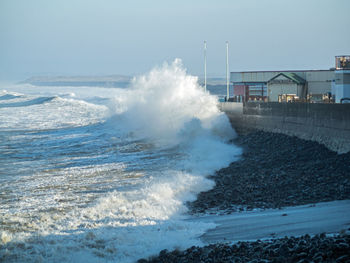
0 59 241 262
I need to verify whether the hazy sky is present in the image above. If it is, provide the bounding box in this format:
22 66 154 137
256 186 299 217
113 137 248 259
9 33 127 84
1 0 349 80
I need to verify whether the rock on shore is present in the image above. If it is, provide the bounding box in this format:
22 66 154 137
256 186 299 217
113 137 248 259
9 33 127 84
188 131 350 214
139 233 350 263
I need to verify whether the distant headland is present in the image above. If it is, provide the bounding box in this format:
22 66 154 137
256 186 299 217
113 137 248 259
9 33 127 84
20 75 132 88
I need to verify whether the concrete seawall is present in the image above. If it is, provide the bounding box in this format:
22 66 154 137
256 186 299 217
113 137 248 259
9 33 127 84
220 102 350 153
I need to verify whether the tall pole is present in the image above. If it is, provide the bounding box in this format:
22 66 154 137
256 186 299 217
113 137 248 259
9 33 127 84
204 41 207 93
226 41 229 101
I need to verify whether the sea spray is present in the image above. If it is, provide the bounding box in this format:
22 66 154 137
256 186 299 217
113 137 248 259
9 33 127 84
0 59 241 263
111 58 235 145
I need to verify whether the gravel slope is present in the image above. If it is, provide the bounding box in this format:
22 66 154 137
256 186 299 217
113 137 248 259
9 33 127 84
188 131 350 214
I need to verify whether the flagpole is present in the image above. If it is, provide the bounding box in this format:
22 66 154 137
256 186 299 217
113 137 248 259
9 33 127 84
226 41 229 101
204 41 207 93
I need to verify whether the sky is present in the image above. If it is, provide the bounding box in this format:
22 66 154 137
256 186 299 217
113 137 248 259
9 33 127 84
1 0 349 81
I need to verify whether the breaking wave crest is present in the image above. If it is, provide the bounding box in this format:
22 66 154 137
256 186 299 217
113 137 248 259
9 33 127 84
0 96 55 108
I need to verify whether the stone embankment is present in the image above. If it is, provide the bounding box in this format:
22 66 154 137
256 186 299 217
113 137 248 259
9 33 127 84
222 102 350 154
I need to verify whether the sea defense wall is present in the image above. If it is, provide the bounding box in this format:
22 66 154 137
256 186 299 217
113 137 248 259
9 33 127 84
220 102 350 153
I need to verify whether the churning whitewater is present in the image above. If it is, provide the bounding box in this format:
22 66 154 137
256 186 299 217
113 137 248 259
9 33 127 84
0 59 241 262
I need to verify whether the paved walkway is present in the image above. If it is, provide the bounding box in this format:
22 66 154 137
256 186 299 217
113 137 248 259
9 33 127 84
190 200 350 244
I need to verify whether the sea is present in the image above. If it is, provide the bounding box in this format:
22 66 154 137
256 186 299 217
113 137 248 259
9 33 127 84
0 59 241 262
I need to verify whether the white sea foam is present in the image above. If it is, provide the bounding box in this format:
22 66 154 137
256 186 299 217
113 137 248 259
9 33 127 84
0 94 109 130
0 59 241 262
109 59 234 145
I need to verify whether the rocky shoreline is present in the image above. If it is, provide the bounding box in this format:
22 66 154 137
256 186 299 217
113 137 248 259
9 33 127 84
188 131 350 214
138 131 350 262
139 233 350 263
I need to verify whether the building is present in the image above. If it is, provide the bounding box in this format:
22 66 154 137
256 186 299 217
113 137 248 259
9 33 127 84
268 73 306 102
231 69 334 102
334 55 350 103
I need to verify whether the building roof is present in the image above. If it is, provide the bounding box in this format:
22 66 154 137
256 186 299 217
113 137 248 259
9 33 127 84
230 70 334 83
231 69 333 73
268 72 306 84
